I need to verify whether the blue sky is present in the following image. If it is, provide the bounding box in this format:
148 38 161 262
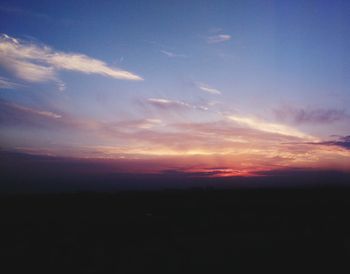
1 0 350 176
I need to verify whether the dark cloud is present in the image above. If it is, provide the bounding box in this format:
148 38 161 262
161 168 235 178
317 135 350 150
274 106 348 124
300 135 350 151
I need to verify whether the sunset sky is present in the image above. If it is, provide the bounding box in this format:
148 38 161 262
1 0 350 179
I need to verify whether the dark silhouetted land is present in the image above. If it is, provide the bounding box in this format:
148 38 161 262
1 188 350 273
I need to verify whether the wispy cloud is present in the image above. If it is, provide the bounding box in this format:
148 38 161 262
0 99 62 125
8 103 62 119
206 34 231 44
160 50 187 58
274 105 348 124
147 98 192 109
196 82 221 95
325 135 350 150
0 99 102 131
0 33 143 86
0 76 23 89
135 118 163 129
114 118 163 129
2 99 349 173
308 135 350 151
147 98 208 111
227 114 315 140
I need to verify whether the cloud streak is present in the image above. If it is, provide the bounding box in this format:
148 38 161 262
160 50 187 58
0 77 23 89
2 99 349 175
0 33 143 85
274 106 348 124
196 82 221 95
147 98 191 109
147 98 209 112
6 102 61 119
227 115 315 140
0 99 63 128
112 118 163 130
206 34 231 44
308 136 350 151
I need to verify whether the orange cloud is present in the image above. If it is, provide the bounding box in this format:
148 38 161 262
2 99 349 176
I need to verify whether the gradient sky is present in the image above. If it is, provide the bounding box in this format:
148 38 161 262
1 0 350 178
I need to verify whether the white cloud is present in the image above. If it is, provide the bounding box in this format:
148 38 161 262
196 82 221 95
0 33 143 85
56 80 66 91
4 58 56 82
160 50 187 58
206 34 231 44
148 98 173 104
147 98 191 108
227 114 316 140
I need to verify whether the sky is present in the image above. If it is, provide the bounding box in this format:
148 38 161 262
1 0 350 181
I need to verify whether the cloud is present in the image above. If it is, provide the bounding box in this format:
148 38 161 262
160 50 187 58
147 98 209 112
327 136 350 150
113 118 163 129
0 99 166 136
274 106 348 124
135 118 163 129
7 103 61 119
0 99 63 128
0 33 143 86
0 76 23 89
2 100 349 173
227 114 315 140
56 80 66 91
196 82 221 95
206 34 231 44
147 98 192 109
0 99 106 134
308 136 350 151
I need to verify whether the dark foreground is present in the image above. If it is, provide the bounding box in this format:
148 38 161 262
1 188 350 273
